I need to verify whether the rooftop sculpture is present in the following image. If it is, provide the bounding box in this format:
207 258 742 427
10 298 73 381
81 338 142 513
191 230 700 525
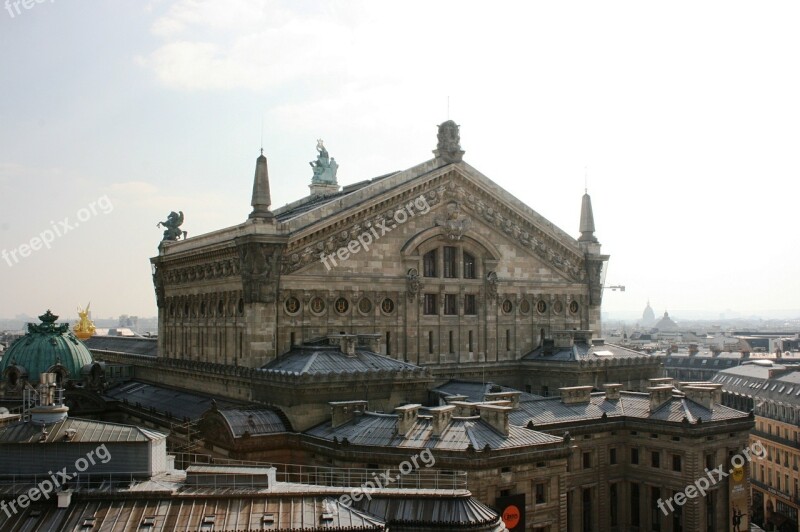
310 139 338 185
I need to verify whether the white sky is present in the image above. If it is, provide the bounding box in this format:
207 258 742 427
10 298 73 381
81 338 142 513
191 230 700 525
1 1 799 321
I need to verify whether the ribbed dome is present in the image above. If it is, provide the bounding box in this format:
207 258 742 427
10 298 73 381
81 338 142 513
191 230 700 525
0 310 94 384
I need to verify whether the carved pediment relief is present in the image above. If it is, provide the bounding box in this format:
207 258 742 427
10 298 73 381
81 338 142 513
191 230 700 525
280 169 585 281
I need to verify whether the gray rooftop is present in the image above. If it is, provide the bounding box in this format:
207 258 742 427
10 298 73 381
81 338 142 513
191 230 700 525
523 342 650 361
509 391 750 427
85 336 158 357
0 417 166 444
713 365 800 405
262 346 425 376
433 380 542 402
307 412 562 450
217 408 288 437
105 380 240 420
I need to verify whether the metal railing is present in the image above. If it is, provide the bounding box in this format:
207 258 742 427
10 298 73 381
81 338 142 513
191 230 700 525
171 452 468 490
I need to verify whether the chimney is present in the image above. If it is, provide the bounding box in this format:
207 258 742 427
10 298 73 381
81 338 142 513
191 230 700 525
648 385 673 411
603 383 622 400
395 404 421 437
682 386 715 410
57 489 73 508
448 400 478 417
648 377 674 388
688 343 699 356
710 346 721 357
553 331 574 349
329 400 367 428
328 334 358 357
443 394 468 406
429 405 455 437
484 391 521 409
542 338 555 356
476 404 511 437
559 386 593 405
357 333 381 353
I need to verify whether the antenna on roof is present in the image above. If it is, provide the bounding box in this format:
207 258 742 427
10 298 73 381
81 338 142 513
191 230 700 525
584 165 588 193
260 115 264 155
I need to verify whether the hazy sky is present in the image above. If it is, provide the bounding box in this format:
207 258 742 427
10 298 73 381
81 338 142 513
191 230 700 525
1 1 799 322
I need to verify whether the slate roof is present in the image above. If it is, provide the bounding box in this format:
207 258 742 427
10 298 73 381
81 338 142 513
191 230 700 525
713 364 800 405
217 408 287 437
273 171 400 223
262 346 425 376
306 412 562 450
0 496 386 532
352 494 502 531
433 380 543 402
523 342 649 361
509 391 750 428
105 381 240 420
0 417 165 444
85 335 158 357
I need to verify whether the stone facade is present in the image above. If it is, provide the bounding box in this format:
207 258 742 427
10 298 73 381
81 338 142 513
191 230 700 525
151 123 609 376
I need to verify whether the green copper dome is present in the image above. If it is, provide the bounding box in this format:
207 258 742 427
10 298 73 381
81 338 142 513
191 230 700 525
0 310 94 384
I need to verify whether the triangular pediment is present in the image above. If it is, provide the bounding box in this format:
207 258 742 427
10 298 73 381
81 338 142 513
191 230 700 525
280 159 586 282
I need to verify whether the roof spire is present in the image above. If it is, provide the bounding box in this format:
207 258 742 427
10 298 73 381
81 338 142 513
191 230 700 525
249 150 274 221
578 189 597 243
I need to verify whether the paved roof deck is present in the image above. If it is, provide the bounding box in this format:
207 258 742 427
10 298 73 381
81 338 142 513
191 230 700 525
523 342 651 361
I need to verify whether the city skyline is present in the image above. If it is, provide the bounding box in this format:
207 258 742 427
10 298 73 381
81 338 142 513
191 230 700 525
2 1 799 319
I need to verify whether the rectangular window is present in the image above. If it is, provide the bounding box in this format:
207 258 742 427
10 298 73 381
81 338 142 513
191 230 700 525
609 448 617 465
423 249 437 277
386 331 391 356
448 330 454 354
652 451 660 468
535 482 546 504
582 487 592 532
505 329 511 351
443 246 457 278
468 330 474 352
631 483 640 526
705 453 714 471
583 451 591 469
610 483 618 526
464 294 477 315
631 448 639 465
428 331 434 354
424 294 437 315
444 294 457 315
651 487 661 530
672 454 682 472
463 252 476 279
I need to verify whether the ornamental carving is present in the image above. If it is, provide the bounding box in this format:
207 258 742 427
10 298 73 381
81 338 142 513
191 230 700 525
406 268 422 301
435 201 471 240
486 271 498 301
237 242 282 304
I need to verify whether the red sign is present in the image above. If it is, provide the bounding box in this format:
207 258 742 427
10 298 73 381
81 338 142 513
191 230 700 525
502 504 521 530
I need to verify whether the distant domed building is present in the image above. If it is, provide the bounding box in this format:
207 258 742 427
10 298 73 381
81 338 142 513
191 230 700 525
0 311 105 400
654 310 679 331
642 301 656 326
